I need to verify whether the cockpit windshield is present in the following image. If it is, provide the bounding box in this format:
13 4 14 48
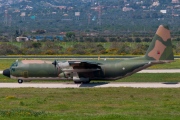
10 62 18 68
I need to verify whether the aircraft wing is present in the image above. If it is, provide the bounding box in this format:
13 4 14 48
53 60 102 73
61 60 102 73
68 60 102 66
67 60 102 82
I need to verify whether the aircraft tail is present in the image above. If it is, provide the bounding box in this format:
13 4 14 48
145 25 174 61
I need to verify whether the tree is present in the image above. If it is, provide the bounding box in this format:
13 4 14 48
142 38 151 42
109 37 117 42
159 0 171 4
134 37 141 42
66 32 75 39
0 36 9 42
32 42 42 48
35 30 46 34
117 43 131 55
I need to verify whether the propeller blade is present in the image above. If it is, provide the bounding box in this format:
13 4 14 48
52 60 58 67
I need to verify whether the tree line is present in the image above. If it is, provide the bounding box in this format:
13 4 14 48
0 41 180 55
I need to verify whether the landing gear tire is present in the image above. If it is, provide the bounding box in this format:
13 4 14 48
74 81 82 84
82 80 91 84
18 79 23 84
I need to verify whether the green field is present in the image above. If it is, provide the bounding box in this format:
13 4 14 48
0 88 180 120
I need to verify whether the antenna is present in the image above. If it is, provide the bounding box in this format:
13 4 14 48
97 5 102 26
4 10 8 26
8 15 12 27
87 13 91 26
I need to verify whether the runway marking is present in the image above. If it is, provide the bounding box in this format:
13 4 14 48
137 69 180 73
0 82 179 88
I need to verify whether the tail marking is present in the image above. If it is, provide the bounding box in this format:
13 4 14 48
145 25 174 61
156 25 170 42
148 40 166 60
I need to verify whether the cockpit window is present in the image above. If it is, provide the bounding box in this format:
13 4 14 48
10 62 18 68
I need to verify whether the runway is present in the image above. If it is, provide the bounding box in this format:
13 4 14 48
0 82 179 88
137 69 180 73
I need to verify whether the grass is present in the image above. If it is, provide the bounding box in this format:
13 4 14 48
116 73 180 82
0 59 16 70
0 88 180 119
149 60 180 69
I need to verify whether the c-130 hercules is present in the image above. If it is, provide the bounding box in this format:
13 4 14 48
3 25 174 84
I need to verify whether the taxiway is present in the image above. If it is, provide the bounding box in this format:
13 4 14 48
0 82 179 88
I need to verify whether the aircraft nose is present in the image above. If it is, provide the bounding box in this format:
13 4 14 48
3 69 10 78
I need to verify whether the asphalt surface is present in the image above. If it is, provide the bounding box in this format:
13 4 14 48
0 82 179 88
137 69 180 73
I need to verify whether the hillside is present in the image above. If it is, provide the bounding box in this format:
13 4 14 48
0 0 179 37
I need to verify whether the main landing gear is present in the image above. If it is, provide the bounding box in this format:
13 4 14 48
74 80 91 84
18 79 23 84
73 72 91 84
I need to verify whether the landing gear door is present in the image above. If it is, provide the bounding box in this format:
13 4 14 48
24 71 28 78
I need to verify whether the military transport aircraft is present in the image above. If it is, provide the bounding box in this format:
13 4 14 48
3 25 174 84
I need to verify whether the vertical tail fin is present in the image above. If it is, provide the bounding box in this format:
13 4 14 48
145 25 174 61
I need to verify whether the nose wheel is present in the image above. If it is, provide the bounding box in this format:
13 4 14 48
18 79 23 84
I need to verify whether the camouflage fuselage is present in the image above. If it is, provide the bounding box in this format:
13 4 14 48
9 57 164 81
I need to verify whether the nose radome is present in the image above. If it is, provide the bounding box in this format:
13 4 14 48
3 69 10 78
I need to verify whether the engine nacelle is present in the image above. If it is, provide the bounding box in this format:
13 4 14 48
58 61 69 68
58 72 72 78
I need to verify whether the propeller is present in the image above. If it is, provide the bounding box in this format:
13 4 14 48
52 60 58 68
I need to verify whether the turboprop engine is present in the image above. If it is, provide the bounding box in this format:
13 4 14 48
58 72 72 78
52 60 73 78
52 60 69 68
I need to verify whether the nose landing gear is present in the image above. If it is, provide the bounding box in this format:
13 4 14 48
18 79 23 84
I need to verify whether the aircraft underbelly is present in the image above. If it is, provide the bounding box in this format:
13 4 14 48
100 62 148 79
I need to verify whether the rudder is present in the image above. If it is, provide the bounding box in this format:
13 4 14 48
145 25 174 61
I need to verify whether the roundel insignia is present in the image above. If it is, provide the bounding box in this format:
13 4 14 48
157 51 160 54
